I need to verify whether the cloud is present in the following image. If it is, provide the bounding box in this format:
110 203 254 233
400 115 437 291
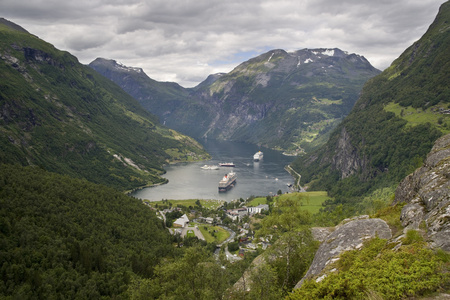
0 0 445 87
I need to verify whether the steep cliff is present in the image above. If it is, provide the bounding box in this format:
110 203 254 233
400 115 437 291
394 133 450 251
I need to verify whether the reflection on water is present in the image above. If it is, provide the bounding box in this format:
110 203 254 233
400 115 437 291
131 139 296 201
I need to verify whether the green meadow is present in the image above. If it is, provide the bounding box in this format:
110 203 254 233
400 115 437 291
197 225 230 243
248 191 330 214
384 102 450 134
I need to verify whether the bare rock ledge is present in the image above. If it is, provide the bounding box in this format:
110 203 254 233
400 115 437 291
294 216 392 289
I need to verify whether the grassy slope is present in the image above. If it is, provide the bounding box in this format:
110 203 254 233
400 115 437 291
384 102 450 134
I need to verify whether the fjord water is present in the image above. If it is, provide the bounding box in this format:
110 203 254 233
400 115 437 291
131 139 296 201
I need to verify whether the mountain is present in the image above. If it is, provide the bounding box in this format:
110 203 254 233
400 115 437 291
90 48 381 153
0 19 209 191
88 58 190 120
290 1 450 204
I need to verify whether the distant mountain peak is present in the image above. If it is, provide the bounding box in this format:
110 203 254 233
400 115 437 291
91 57 144 74
290 48 368 63
303 48 346 57
114 61 144 74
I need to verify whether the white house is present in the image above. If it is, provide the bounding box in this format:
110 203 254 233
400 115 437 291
226 210 240 221
226 208 249 221
173 214 190 228
247 204 269 214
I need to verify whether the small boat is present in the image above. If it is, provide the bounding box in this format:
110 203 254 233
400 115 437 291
201 164 219 170
219 162 235 167
253 151 263 162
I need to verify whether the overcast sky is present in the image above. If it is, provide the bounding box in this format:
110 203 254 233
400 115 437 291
0 0 445 87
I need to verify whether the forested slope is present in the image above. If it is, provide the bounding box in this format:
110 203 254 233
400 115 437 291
0 164 174 298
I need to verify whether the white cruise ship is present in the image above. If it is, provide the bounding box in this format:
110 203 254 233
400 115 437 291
253 151 263 162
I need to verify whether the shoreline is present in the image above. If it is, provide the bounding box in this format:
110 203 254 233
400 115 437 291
125 179 168 195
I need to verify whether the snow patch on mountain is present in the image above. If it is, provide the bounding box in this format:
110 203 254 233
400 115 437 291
114 61 143 73
322 49 335 56
311 49 335 57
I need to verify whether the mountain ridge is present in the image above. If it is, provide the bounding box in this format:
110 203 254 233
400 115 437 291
90 47 381 153
0 20 209 191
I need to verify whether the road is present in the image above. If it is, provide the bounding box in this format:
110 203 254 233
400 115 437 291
217 225 236 247
286 165 306 192
216 225 241 262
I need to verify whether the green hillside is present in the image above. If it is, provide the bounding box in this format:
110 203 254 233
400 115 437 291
0 164 174 298
0 22 209 191
291 1 450 208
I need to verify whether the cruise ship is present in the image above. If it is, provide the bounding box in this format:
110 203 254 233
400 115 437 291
253 151 264 162
218 172 237 192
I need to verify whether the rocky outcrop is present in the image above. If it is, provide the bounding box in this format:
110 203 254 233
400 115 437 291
231 254 265 293
294 216 392 289
393 133 450 251
330 127 369 179
293 133 450 290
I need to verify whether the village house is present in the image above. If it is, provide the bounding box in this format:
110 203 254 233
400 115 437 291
226 210 239 221
226 207 248 221
247 204 269 215
194 216 219 224
173 214 190 228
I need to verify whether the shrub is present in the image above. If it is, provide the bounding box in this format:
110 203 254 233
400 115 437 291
288 237 450 299
402 229 423 245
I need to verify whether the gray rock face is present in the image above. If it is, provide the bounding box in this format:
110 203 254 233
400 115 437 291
294 216 392 289
330 127 369 179
394 133 450 251
310 227 334 242
294 134 450 290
